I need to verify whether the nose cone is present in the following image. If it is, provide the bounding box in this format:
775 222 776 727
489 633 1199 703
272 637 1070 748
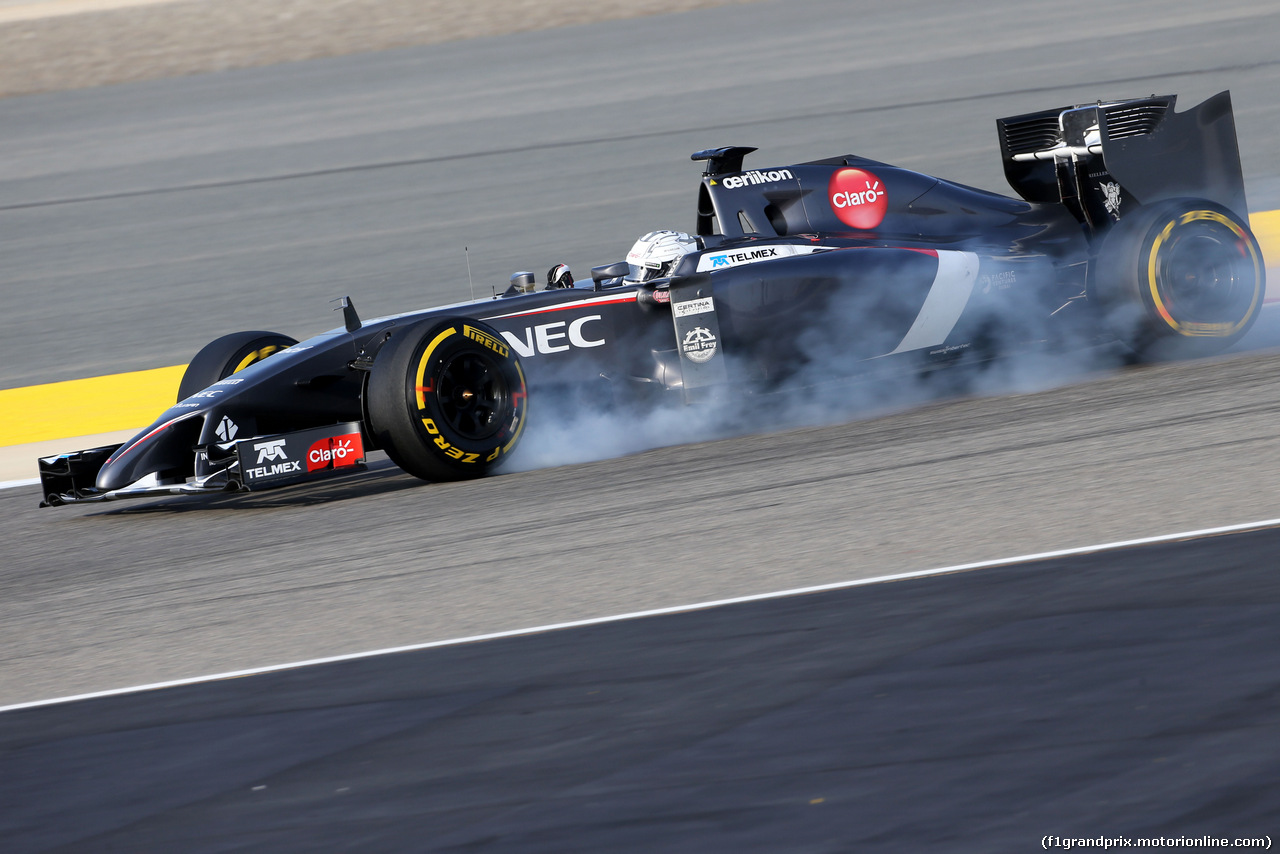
95 432 153 492
94 413 193 492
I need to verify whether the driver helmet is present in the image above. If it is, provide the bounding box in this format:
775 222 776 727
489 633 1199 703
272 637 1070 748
625 230 699 283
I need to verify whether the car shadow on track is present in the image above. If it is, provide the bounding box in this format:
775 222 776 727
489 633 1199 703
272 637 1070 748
88 457 429 515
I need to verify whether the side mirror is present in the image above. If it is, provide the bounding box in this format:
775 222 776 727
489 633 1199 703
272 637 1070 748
590 261 631 290
502 271 536 297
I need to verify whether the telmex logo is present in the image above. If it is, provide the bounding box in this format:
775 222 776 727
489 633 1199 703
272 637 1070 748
721 168 794 190
828 167 888 229
694 244 820 273
500 315 605 357
254 439 288 464
711 247 778 268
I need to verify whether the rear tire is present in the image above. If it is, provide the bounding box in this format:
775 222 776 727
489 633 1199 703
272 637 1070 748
1092 198 1265 360
177 331 298 401
366 318 528 482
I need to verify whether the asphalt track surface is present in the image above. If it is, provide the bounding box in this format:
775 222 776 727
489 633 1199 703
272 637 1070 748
5 0 1280 846
3 529 1280 851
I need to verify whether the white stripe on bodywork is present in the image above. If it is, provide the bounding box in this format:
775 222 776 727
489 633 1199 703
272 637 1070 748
886 251 980 355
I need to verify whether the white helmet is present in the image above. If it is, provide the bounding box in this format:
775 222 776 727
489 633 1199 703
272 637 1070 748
625 230 698 283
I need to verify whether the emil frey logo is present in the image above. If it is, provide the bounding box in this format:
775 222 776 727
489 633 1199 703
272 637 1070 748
682 326 718 364
828 168 888 229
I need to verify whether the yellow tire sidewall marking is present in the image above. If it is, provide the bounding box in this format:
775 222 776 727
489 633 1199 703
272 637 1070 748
1147 210 1263 337
413 325 492 465
414 327 457 409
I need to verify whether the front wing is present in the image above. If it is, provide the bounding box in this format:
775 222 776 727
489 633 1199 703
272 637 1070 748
38 421 366 506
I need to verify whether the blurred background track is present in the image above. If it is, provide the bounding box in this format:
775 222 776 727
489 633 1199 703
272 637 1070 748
0 0 762 98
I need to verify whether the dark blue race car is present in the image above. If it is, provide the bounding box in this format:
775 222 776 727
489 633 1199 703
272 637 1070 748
39 91 1266 505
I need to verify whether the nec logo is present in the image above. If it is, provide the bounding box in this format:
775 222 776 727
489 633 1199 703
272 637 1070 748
254 439 288 464
500 315 605 357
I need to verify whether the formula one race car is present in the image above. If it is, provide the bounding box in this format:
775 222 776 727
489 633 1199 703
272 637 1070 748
39 91 1266 505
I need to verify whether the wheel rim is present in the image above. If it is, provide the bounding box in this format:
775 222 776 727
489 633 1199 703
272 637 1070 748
1150 213 1261 336
434 351 509 441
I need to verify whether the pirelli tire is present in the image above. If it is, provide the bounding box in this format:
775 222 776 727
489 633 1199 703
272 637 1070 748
1092 198 1265 360
366 317 528 482
177 330 298 401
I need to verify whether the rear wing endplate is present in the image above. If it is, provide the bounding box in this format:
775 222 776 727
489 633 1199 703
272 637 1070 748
997 91 1247 223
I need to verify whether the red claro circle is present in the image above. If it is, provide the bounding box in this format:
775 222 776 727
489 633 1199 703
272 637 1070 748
828 168 888 229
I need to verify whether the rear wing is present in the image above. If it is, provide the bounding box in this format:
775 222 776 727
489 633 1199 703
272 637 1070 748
997 92 1247 231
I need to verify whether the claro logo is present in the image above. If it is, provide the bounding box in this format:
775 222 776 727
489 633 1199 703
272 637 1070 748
307 433 363 473
828 167 888 229
500 315 605 357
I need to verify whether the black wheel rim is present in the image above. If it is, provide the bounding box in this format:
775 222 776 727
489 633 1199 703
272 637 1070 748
433 351 509 441
1156 223 1255 324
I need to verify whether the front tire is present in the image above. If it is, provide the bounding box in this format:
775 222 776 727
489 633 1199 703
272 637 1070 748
366 318 528 482
177 330 298 401
1092 198 1265 360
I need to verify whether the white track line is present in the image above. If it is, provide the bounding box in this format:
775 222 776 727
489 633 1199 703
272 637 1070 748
1 478 39 490
3 516 1278 715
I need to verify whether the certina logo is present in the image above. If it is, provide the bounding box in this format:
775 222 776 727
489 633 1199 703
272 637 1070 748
828 167 888 229
307 433 363 473
500 315 605 358
682 326 718 363
673 297 714 318
720 169 794 190
254 439 288 465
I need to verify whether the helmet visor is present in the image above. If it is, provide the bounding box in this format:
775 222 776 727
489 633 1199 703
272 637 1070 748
627 262 661 283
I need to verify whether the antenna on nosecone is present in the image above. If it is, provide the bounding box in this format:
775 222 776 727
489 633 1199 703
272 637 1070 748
465 246 476 302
